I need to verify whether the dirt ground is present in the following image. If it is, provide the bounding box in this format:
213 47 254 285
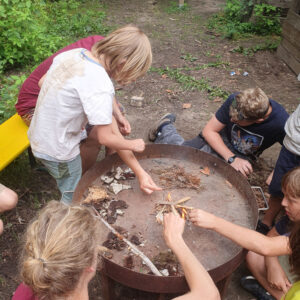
0 0 299 299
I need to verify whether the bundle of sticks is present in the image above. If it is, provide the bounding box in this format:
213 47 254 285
155 193 193 224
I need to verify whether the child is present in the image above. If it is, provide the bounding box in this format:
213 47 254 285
28 25 161 204
0 184 18 235
260 105 300 234
189 166 300 300
163 213 220 300
149 88 288 177
12 201 102 300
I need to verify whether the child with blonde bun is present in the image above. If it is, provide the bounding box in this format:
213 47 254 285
13 201 102 300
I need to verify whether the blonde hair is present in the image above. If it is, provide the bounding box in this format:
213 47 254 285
92 25 152 85
282 166 300 199
20 201 101 300
230 88 269 121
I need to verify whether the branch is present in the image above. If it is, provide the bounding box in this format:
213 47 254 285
91 206 163 276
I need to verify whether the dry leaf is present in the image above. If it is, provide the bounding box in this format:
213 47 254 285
182 103 191 109
213 97 222 103
166 89 173 94
225 180 233 188
200 167 210 176
161 74 168 79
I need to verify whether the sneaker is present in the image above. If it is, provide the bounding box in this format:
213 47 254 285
241 276 275 300
148 113 176 142
256 220 272 235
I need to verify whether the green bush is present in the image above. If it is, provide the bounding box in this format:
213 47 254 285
0 0 108 74
208 0 281 39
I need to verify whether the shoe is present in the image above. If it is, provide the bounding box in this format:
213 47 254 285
148 113 176 142
241 276 275 300
256 220 272 235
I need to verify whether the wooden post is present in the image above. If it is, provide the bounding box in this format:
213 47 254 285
179 0 184 8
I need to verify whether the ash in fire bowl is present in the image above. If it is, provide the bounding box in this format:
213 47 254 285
81 157 256 276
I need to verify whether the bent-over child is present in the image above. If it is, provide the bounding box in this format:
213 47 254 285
28 25 161 204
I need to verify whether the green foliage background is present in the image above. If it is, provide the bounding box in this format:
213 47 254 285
0 0 109 123
208 0 282 39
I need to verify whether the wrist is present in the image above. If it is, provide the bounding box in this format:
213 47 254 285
227 155 237 164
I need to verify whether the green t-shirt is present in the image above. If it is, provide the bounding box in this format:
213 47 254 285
283 281 300 300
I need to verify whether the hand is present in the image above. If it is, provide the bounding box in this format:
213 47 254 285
138 171 162 194
163 213 185 248
230 157 253 177
117 115 131 136
189 209 216 229
267 263 292 293
130 139 145 152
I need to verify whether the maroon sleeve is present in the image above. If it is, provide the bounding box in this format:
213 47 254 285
16 35 104 116
12 283 38 300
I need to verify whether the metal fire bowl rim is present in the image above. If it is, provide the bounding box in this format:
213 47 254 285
73 144 258 293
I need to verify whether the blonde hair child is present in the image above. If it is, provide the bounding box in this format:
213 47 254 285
13 201 101 300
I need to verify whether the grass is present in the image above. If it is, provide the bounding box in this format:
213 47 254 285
151 61 230 99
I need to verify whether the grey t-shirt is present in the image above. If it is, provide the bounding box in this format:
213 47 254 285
284 104 300 155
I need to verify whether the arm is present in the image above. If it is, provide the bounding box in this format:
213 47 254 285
163 213 220 300
202 116 252 176
38 74 46 88
189 209 290 256
265 227 292 293
100 117 161 194
112 97 131 135
95 123 144 152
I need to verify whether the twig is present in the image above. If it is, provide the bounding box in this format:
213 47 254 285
91 206 163 276
175 196 191 205
176 204 194 210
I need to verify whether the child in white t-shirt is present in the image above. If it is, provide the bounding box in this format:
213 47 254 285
28 25 161 204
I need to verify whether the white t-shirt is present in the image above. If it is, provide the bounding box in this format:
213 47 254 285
284 104 300 156
28 48 114 161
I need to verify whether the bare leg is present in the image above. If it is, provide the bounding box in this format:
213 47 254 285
0 186 18 212
246 251 284 299
261 195 283 227
80 127 102 175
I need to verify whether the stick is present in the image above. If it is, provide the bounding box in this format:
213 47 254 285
91 206 163 276
176 204 194 210
175 196 191 205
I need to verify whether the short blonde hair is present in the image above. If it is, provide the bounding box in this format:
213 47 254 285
230 88 269 121
282 166 300 199
92 25 152 85
20 201 101 300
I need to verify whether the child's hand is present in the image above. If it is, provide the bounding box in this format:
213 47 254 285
163 213 185 248
117 115 131 136
131 139 145 152
267 263 291 293
138 172 162 194
189 209 216 229
231 157 252 177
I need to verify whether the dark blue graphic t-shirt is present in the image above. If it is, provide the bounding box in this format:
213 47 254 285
215 93 289 158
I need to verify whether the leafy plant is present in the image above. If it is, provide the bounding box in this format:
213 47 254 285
151 66 229 99
0 0 108 73
165 1 189 13
180 53 198 62
232 39 280 56
0 74 27 123
207 0 281 39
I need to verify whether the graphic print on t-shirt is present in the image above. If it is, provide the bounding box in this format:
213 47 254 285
231 124 264 155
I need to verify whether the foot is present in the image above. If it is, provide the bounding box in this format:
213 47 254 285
241 276 275 300
148 113 176 142
256 220 272 235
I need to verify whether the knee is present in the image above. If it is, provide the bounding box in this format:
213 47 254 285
246 251 257 270
0 188 18 212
